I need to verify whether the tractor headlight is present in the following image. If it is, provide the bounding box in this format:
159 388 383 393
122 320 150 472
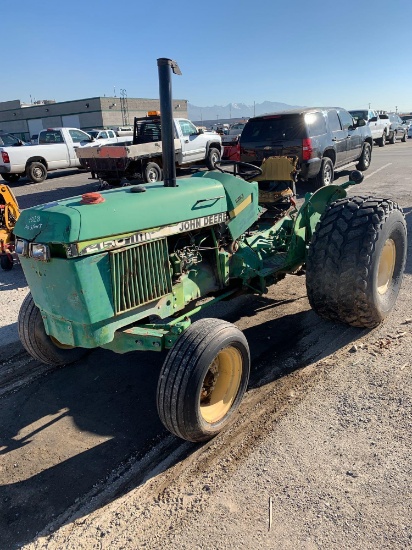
29 243 50 261
15 238 29 256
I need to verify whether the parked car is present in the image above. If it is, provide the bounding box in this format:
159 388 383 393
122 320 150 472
387 113 407 143
0 132 28 147
348 109 390 147
222 121 248 161
240 107 373 189
408 125 412 139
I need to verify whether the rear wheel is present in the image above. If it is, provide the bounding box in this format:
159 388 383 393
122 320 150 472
306 197 407 328
26 162 47 183
206 147 221 170
0 253 13 270
313 158 334 190
1 173 20 183
18 293 88 365
157 318 250 442
355 142 371 171
144 162 162 183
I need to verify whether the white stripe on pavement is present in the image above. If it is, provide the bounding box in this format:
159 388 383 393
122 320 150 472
364 163 392 179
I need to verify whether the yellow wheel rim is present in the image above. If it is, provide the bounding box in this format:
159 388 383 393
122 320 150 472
200 346 243 424
50 336 74 350
377 238 396 295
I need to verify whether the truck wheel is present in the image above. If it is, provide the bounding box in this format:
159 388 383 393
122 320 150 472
144 162 162 183
306 197 406 328
378 133 386 147
355 142 371 171
157 318 250 442
389 132 396 144
18 293 88 366
1 173 20 183
206 148 221 170
26 162 47 183
312 157 334 190
0 253 13 270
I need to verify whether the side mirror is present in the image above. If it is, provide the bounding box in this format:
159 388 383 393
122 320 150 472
357 118 366 127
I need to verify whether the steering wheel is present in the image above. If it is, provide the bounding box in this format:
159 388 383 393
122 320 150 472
214 160 263 181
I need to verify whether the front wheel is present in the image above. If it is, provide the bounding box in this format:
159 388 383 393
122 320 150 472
1 173 21 183
26 162 47 183
401 132 407 142
378 133 386 147
306 197 407 328
157 318 250 442
18 293 88 365
144 162 162 183
389 131 396 144
206 147 221 170
356 142 371 171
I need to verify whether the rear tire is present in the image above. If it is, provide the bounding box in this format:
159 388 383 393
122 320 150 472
144 162 162 183
18 293 88 365
355 142 371 171
26 162 47 183
0 253 13 270
206 147 221 170
1 173 20 183
157 318 250 442
306 197 407 328
312 157 334 190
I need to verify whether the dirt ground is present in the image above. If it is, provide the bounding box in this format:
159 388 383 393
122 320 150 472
1 146 412 549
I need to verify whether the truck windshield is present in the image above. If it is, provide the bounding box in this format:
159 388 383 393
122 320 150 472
349 111 369 120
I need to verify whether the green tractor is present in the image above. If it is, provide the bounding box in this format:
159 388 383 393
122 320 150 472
14 59 407 442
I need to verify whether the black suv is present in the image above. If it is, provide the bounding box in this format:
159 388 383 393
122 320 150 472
239 107 373 188
387 113 407 143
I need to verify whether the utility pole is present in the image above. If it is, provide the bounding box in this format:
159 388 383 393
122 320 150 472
230 103 232 119
254 101 255 117
368 102 371 109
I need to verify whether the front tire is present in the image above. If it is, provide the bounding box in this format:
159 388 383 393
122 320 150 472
26 162 47 183
1 173 21 183
206 147 221 170
144 162 162 183
378 133 386 147
306 197 407 328
157 318 250 442
18 293 88 365
401 132 406 142
389 131 396 144
356 142 371 171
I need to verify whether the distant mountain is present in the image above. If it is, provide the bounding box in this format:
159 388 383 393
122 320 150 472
188 101 303 122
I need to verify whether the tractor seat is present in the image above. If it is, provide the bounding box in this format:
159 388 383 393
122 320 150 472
253 156 298 205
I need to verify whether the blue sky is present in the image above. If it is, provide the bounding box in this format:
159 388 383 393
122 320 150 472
4 0 412 112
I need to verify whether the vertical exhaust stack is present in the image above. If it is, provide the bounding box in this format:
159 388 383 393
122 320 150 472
157 58 182 187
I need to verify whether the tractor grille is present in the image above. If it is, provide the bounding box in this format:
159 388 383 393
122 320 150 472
110 238 172 314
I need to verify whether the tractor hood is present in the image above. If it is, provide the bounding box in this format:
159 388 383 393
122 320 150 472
14 175 232 246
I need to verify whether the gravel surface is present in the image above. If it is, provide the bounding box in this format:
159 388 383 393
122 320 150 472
1 146 412 549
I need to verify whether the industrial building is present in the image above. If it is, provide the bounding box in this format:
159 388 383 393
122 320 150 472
0 96 188 141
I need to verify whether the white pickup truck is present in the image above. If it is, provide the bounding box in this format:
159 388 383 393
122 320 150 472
76 114 223 183
0 127 94 183
348 109 390 147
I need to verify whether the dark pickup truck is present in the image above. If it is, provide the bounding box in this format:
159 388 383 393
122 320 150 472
240 107 373 189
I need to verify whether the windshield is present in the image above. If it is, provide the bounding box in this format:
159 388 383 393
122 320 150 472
0 133 21 146
241 115 305 142
349 110 368 120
